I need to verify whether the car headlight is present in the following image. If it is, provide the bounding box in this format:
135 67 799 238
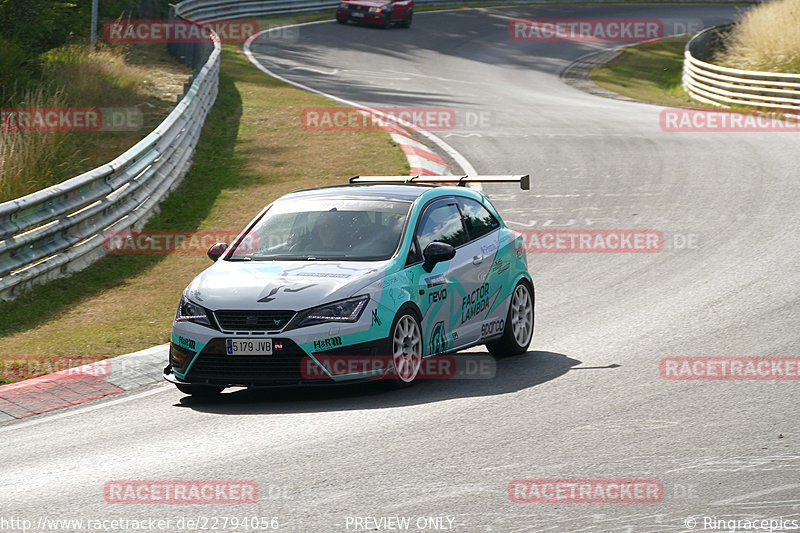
369 4 390 13
175 295 212 327
339 3 348 8
292 295 369 328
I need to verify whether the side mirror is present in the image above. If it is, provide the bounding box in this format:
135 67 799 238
207 242 228 262
422 241 455 272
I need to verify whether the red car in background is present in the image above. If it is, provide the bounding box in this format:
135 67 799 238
336 0 413 28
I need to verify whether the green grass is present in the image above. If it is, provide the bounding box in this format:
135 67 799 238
591 35 799 118
591 36 703 108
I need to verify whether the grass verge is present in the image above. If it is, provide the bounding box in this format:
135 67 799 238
591 34 799 118
0 44 405 382
590 35 704 108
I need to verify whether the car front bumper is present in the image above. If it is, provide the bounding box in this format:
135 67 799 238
337 9 390 24
167 318 391 388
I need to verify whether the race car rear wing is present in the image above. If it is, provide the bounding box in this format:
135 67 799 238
350 174 530 190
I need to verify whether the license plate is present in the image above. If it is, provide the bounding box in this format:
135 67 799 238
226 338 272 355
351 11 364 17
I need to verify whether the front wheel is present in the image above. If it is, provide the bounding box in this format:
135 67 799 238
400 9 412 28
387 311 423 385
486 280 534 357
382 12 393 28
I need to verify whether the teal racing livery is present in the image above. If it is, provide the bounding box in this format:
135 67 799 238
164 175 534 396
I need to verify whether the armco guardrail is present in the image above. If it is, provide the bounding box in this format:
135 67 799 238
177 0 338 19
0 28 221 301
683 24 800 111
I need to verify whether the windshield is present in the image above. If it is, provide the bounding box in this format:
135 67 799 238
227 197 412 261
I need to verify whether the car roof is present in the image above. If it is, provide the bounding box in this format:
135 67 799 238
276 184 480 203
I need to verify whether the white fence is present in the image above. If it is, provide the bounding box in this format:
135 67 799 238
683 24 800 111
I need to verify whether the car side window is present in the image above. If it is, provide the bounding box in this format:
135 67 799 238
405 239 421 266
416 200 468 252
458 197 500 241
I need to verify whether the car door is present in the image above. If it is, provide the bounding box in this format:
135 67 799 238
455 196 507 345
402 197 476 355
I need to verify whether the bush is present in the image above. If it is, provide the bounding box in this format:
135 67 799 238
717 0 800 73
0 0 147 56
0 37 32 88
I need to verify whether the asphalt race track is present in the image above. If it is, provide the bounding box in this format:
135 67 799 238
3 4 799 532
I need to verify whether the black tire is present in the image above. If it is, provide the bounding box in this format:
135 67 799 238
382 12 392 29
175 383 225 397
385 309 423 387
486 280 534 357
336 16 347 24
400 9 412 28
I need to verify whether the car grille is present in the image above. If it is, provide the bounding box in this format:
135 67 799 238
349 4 368 12
213 310 295 332
185 339 330 386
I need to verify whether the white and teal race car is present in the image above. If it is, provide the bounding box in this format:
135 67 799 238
164 175 534 395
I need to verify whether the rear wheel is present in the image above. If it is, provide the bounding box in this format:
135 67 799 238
400 9 413 28
486 280 533 357
387 311 423 385
175 383 225 397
